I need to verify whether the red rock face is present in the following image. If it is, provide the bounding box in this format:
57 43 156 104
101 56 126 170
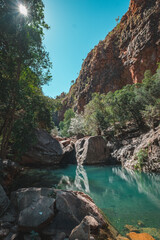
62 0 160 113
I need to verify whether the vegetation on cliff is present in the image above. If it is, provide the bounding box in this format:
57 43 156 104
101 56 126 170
59 66 160 137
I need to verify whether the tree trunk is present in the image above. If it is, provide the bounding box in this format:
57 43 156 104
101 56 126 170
0 106 15 159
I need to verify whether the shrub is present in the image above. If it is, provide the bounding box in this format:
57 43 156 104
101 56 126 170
134 148 148 171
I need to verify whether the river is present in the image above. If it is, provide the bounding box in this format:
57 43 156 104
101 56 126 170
12 165 160 238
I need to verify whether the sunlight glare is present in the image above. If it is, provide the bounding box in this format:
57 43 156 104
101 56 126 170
19 4 28 16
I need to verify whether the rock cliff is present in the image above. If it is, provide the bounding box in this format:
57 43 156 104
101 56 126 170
63 0 160 112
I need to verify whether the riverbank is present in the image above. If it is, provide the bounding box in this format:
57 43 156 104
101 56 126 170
1 183 159 240
3 165 160 240
0 184 121 240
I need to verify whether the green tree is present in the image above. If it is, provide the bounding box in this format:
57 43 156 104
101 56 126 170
0 0 52 158
59 109 75 137
84 93 109 135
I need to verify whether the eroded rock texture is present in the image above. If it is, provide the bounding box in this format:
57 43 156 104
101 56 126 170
62 0 160 113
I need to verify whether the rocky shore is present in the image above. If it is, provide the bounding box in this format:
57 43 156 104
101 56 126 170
109 125 160 172
0 184 120 240
20 126 160 173
0 184 158 240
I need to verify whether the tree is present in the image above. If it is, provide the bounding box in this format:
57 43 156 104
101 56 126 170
68 113 85 136
84 93 109 135
59 109 75 137
0 0 52 158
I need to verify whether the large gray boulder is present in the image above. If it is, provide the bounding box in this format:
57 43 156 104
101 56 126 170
42 190 107 237
55 190 105 234
11 188 56 232
75 136 109 165
11 187 55 211
18 196 55 231
0 185 10 217
22 129 63 166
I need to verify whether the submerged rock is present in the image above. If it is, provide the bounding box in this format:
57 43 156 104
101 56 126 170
126 232 155 240
75 136 109 165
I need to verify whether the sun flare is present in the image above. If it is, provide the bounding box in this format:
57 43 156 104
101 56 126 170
19 4 28 16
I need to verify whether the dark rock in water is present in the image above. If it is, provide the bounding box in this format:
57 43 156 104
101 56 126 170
0 185 10 217
21 129 63 166
126 232 155 240
75 136 110 165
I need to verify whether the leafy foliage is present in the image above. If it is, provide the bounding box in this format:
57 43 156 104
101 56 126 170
68 113 86 136
59 109 75 137
59 65 160 138
0 0 52 158
134 148 148 171
83 65 160 136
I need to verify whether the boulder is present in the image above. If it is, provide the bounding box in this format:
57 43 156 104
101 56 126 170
61 142 76 164
124 224 140 233
56 190 105 228
11 188 56 231
83 216 99 234
69 217 90 240
0 185 10 217
8 188 118 239
42 190 106 237
75 136 109 165
18 196 55 231
22 129 63 166
11 187 55 211
126 232 155 240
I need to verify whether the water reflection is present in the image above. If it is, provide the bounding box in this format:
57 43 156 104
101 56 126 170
58 165 90 193
74 165 90 193
112 167 160 209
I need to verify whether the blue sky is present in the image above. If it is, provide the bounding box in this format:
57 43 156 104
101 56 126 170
42 0 130 98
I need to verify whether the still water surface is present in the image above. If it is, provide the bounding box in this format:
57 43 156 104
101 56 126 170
13 165 160 236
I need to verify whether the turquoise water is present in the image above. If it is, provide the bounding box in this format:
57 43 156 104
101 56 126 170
13 165 160 237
